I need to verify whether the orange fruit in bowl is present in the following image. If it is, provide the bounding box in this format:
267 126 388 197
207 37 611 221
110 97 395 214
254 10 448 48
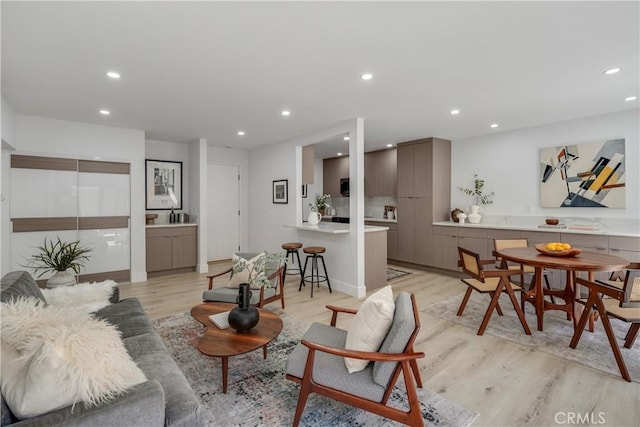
545 242 558 251
561 243 572 250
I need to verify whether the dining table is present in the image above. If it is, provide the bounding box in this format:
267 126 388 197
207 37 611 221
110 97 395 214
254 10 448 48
495 247 629 332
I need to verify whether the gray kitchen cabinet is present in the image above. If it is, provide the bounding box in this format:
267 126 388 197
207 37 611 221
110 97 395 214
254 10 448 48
608 236 640 264
302 145 314 185
146 226 198 276
431 226 459 270
323 155 349 198
396 137 451 266
365 220 398 260
458 227 490 260
365 148 397 197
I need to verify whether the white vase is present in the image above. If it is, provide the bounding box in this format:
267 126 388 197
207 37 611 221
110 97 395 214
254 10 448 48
47 271 76 288
307 211 321 225
467 205 482 224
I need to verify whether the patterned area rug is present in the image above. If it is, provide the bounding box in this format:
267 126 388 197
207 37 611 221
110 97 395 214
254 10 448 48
425 293 640 383
153 310 478 426
387 267 411 282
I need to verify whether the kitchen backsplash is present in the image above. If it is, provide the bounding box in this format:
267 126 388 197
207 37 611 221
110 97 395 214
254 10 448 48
366 196 397 220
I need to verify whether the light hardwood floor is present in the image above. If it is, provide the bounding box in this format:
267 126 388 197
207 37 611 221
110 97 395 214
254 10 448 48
119 263 639 427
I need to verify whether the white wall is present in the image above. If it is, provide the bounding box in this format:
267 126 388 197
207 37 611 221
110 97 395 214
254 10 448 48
12 115 147 282
1 97 18 275
451 109 639 219
207 146 250 251
189 138 209 273
145 139 190 223
248 118 366 297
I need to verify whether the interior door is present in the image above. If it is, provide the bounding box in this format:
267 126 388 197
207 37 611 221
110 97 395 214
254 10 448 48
207 164 240 261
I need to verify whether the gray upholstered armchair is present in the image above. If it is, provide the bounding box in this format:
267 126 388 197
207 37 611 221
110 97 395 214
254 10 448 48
285 292 425 426
202 252 285 309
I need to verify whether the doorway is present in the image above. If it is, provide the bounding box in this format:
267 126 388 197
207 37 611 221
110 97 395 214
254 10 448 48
207 164 240 261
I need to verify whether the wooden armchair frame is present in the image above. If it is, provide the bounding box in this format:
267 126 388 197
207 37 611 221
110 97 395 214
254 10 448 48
285 294 425 427
205 265 285 309
570 276 640 382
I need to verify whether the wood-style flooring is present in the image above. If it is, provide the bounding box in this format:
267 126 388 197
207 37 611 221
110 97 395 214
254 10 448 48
119 262 639 427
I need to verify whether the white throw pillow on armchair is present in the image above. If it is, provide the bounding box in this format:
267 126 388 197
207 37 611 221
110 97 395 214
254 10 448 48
344 285 396 373
229 252 265 289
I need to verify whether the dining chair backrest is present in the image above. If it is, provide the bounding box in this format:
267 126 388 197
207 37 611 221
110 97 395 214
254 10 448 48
458 247 483 281
621 269 640 309
494 238 528 252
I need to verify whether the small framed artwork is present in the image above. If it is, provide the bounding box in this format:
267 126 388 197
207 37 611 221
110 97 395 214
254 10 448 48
302 184 308 198
273 179 288 204
145 159 183 210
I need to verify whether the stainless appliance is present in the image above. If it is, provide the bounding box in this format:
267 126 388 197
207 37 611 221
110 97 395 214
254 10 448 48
177 213 189 223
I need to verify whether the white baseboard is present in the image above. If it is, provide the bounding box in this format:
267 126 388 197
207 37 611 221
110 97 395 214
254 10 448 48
130 271 147 283
305 278 365 298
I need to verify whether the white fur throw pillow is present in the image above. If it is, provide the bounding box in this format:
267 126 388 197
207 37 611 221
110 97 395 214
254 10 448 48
41 280 117 313
344 285 395 373
0 298 146 419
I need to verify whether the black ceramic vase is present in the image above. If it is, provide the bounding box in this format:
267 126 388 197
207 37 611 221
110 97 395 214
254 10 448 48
228 283 260 332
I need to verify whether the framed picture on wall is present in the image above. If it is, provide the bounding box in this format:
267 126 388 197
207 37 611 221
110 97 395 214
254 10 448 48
273 179 288 204
145 159 183 210
302 184 308 198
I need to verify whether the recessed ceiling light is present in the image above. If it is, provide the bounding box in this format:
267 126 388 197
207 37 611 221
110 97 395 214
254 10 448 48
237 131 245 136
603 67 621 75
361 73 373 80
344 136 350 141
624 96 637 101
99 109 110 115
337 152 343 156
106 71 120 79
281 110 291 116
386 144 393 148
450 109 460 115
490 123 499 128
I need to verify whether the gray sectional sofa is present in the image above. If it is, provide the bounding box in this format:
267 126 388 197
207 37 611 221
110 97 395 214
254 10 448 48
0 271 203 427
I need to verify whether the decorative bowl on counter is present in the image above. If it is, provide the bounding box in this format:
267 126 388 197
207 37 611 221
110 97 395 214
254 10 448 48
535 243 582 257
545 218 560 225
145 213 158 225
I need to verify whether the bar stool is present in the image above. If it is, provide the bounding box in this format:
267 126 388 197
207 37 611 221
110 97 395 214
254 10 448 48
282 242 303 278
299 246 332 298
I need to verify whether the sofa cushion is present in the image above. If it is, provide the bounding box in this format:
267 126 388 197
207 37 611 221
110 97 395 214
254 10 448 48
133 345 202 426
344 285 395 373
285 322 386 402
372 292 416 387
1 271 47 304
94 298 154 339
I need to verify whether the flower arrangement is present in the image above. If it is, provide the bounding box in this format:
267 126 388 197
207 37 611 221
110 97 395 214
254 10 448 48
309 193 331 213
457 173 494 206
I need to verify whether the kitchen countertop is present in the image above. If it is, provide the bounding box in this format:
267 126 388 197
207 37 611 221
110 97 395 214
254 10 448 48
432 215 639 238
364 218 398 223
146 223 197 228
286 223 389 234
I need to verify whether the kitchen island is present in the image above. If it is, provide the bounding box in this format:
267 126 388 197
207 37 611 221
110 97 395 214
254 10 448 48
285 223 389 294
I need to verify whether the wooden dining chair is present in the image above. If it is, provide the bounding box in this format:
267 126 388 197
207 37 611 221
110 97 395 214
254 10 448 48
493 238 555 304
571 273 640 382
457 247 531 336
595 262 640 291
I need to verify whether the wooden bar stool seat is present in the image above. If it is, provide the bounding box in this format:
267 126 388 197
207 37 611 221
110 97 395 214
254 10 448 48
282 242 304 277
299 246 332 297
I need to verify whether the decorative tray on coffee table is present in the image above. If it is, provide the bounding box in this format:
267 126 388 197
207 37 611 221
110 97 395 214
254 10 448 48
535 243 582 257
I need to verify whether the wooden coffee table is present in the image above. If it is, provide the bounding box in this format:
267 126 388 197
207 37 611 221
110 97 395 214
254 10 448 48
191 302 283 393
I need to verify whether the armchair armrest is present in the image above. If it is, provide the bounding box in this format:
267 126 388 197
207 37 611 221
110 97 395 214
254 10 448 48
325 305 358 326
206 268 232 290
301 339 425 363
483 269 520 279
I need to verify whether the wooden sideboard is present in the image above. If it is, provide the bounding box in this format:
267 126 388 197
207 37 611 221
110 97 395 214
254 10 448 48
146 225 198 277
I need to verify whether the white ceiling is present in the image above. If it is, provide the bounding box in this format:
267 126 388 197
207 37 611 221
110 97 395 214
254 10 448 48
2 2 638 153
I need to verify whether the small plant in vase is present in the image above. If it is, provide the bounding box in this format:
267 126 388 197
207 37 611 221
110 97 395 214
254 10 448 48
310 193 331 216
22 236 92 287
457 174 494 224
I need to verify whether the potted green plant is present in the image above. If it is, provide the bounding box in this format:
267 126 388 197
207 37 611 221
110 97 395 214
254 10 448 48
457 173 494 224
22 236 92 287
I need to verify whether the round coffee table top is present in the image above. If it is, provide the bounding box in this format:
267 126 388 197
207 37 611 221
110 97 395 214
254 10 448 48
191 302 283 357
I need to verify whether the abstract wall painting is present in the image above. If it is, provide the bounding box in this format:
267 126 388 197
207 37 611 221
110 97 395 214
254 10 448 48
540 139 626 208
